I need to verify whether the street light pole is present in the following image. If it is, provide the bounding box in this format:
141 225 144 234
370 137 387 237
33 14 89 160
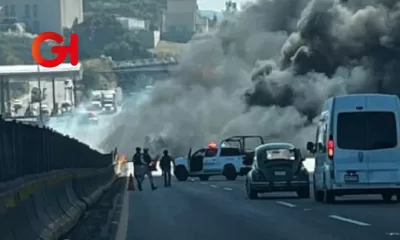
37 64 43 124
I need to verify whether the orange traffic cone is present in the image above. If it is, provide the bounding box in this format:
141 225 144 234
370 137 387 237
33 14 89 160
127 173 135 191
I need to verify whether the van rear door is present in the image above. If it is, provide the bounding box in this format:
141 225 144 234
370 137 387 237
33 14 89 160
335 106 369 185
334 95 400 185
365 97 400 184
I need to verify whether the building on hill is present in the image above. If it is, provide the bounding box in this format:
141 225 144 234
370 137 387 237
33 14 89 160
162 0 197 43
165 0 197 32
115 16 161 50
0 0 83 34
116 17 147 31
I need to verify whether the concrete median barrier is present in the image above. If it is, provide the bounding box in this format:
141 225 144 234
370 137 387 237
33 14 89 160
0 167 117 240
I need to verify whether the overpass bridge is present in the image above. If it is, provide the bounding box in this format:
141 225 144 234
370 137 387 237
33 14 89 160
98 57 181 91
111 57 180 73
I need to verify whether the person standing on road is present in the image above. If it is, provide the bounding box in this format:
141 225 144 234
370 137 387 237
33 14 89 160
141 148 157 191
132 147 144 191
160 149 174 187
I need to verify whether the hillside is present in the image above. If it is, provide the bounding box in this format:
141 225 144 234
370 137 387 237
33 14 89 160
83 0 166 28
198 10 223 21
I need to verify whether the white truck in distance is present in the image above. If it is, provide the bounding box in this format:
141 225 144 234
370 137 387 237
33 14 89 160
174 135 265 181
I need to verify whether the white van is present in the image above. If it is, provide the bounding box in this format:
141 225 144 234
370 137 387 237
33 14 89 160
307 94 400 203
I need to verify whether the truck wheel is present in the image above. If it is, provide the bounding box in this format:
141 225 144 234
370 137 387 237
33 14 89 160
323 189 336 203
223 164 237 181
382 193 393 202
246 178 258 199
395 192 400 202
313 178 323 202
297 187 310 198
199 175 209 181
175 166 188 181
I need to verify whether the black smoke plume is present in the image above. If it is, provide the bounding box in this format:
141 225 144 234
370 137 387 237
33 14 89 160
111 0 400 157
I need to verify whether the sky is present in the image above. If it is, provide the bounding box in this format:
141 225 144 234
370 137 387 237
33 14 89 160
197 0 256 11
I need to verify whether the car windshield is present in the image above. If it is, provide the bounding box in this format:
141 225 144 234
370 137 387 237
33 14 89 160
265 148 295 160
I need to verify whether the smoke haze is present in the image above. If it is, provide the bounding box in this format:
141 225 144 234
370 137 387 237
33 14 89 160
108 0 400 157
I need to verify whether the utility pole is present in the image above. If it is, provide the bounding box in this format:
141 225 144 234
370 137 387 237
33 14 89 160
37 65 42 124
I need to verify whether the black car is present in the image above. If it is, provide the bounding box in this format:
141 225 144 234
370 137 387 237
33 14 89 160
245 142 310 199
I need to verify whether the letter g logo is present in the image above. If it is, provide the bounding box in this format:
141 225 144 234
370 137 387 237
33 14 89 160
31 32 79 68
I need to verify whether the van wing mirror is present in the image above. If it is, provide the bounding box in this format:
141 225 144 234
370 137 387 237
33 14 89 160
317 143 324 151
188 148 192 159
306 142 314 153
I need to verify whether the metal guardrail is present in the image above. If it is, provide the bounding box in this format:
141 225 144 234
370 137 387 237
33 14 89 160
0 117 114 182
0 115 119 240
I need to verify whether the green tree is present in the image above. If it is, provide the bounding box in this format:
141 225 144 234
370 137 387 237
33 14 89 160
83 0 166 27
70 13 150 61
71 13 125 59
0 45 19 65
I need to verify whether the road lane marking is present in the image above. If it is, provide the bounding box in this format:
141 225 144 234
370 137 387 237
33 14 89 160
223 187 232 191
276 201 296 208
210 184 217 188
199 182 207 185
328 215 370 226
386 232 400 236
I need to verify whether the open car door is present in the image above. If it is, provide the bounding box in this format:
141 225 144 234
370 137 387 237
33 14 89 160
188 148 205 172
221 135 264 165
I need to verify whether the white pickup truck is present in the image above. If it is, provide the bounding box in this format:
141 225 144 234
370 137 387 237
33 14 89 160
174 135 265 181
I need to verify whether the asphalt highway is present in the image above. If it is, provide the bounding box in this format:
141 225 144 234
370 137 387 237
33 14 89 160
13 80 66 116
115 173 400 240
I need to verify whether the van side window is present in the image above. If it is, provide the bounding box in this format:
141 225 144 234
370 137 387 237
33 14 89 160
192 149 205 157
316 123 326 153
220 147 241 156
314 127 320 152
320 124 327 153
205 148 218 157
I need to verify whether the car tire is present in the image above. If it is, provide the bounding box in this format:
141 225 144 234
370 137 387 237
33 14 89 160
223 164 237 181
199 175 209 181
394 193 400 203
297 187 310 198
323 189 335 203
246 178 258 199
313 177 323 202
175 166 188 181
382 193 393 202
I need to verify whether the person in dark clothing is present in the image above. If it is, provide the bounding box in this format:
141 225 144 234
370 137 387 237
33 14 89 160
160 149 174 187
132 147 144 191
140 148 157 190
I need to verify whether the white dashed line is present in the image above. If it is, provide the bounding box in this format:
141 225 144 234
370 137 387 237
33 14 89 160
199 182 207 185
223 187 232 191
210 184 217 188
328 215 370 226
276 201 296 208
